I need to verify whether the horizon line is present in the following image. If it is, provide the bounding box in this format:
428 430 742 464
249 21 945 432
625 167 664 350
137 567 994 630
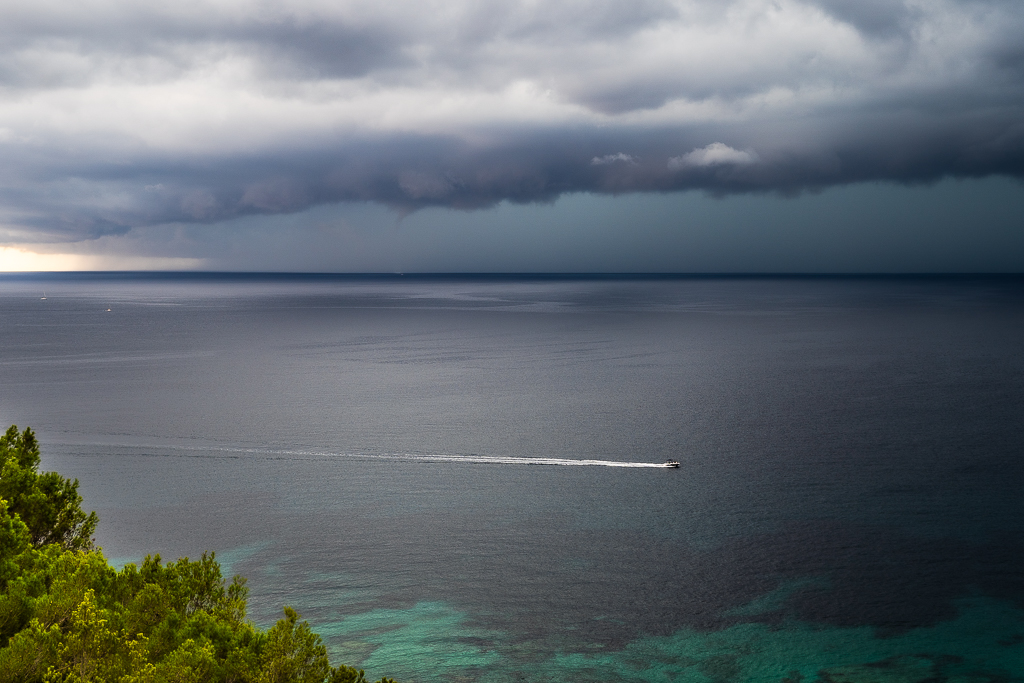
2 271 1024 280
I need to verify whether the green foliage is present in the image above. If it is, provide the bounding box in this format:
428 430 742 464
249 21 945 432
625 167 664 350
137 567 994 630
0 426 398 683
0 427 97 550
327 665 398 683
259 606 331 683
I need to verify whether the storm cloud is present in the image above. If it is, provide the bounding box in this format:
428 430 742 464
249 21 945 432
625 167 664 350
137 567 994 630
1 0 1023 241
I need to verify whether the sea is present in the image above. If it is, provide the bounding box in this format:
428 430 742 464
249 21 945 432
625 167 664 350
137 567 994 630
1 273 1023 683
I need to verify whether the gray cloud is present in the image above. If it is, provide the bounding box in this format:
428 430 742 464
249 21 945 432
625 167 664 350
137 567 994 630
592 153 637 166
668 144 758 170
810 0 916 38
0 0 1023 242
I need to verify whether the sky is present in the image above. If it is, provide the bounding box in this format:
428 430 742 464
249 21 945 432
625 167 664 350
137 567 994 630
1 0 1022 272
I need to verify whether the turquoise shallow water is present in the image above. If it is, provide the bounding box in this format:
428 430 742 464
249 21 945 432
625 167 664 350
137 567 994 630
305 594 1024 682
2 274 1023 681
532 596 1024 683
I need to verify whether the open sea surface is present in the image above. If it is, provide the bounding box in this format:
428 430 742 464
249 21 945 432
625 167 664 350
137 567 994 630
1 273 1023 682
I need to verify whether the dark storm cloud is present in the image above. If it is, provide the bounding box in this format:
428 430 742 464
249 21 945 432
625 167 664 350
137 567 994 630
0 8 407 88
810 0 916 38
1 0 1023 241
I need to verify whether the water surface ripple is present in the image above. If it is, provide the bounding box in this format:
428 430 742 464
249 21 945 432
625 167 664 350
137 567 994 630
1 274 1023 682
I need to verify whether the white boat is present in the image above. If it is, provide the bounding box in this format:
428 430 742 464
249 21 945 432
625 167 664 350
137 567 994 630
665 460 680 468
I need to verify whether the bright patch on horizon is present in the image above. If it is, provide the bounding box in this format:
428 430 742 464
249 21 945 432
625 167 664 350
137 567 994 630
0 246 205 271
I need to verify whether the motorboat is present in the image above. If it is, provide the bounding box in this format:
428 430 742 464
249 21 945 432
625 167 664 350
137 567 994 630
665 460 680 468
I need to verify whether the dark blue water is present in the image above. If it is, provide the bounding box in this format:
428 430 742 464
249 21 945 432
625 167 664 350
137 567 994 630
1 274 1023 682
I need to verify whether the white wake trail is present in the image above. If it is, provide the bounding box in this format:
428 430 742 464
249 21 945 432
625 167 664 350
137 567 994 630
358 453 674 468
52 438 676 467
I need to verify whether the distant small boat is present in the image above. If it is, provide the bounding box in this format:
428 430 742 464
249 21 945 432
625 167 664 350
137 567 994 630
665 460 680 468
40 293 46 300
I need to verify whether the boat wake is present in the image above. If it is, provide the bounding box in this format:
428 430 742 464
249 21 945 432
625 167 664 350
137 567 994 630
52 436 676 468
361 453 673 468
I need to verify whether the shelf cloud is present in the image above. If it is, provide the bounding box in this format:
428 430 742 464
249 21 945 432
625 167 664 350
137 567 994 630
1 0 1023 242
